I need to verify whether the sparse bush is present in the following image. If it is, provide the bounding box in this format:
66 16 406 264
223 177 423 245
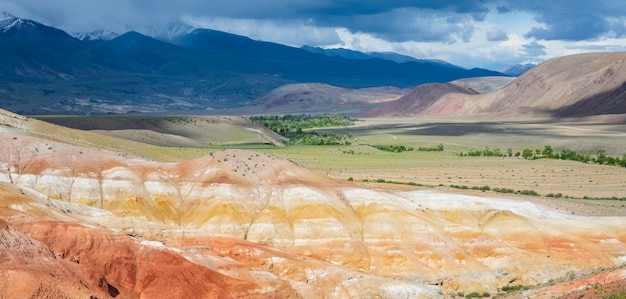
374 145 414 153
465 292 482 298
519 190 539 196
493 187 514 194
418 143 444 151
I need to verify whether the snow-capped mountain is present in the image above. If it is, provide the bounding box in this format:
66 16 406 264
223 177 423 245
93 22 196 43
73 29 119 41
520 58 544 65
499 58 543 76
129 22 195 42
0 12 37 32
155 22 195 41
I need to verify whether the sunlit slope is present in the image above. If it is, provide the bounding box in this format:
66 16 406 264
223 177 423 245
1 109 282 160
4 139 626 294
365 52 626 118
467 52 626 117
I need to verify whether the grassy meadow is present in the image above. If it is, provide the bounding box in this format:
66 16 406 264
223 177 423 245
36 115 626 201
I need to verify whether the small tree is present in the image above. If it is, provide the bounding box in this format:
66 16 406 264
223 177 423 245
522 148 534 159
0 139 37 185
542 145 554 157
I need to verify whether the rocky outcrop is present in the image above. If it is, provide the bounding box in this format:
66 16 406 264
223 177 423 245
14 220 291 299
0 218 113 298
2 136 626 296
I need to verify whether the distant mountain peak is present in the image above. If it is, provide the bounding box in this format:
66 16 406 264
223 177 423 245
127 21 195 42
73 29 119 41
520 58 543 65
498 58 543 76
301 45 460 67
0 12 36 32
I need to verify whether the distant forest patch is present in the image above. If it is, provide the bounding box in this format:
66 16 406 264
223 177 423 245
251 114 355 145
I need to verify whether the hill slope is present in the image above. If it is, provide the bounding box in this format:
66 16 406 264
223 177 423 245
364 52 626 118
1 111 626 297
240 83 406 114
361 83 478 116
468 52 626 117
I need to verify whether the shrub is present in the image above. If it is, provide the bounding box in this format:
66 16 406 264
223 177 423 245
465 292 482 298
374 145 414 153
519 190 539 196
418 143 444 151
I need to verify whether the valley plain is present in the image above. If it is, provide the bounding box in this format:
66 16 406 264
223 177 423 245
40 114 626 202
2 12 626 298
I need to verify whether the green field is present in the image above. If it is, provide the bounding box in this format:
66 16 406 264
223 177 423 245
35 115 626 200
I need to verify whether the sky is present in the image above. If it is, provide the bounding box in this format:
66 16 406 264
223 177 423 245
2 0 626 70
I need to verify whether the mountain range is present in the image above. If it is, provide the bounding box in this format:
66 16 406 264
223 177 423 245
0 13 505 115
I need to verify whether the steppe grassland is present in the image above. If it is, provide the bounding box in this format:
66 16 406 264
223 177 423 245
254 116 626 201
33 115 626 201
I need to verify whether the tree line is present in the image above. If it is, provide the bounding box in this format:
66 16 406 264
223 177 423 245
458 145 626 167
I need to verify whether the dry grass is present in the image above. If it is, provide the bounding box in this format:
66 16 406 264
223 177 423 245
6 111 626 215
255 116 626 216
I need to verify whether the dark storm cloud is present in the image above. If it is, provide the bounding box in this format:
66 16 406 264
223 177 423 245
521 41 546 57
505 1 626 40
486 28 508 42
322 7 477 43
2 0 626 43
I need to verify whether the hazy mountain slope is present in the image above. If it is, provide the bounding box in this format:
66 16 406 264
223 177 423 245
241 83 406 114
90 31 201 75
449 76 516 94
499 63 536 76
361 83 478 117
175 28 503 87
365 52 626 118
0 15 506 115
301 45 457 66
465 52 626 117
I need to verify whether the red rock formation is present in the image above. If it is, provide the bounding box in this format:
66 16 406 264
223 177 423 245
2 133 626 296
0 218 112 298
13 220 297 298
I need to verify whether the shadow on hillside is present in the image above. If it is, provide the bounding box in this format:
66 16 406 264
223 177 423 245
345 121 557 137
551 83 626 118
397 122 556 136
